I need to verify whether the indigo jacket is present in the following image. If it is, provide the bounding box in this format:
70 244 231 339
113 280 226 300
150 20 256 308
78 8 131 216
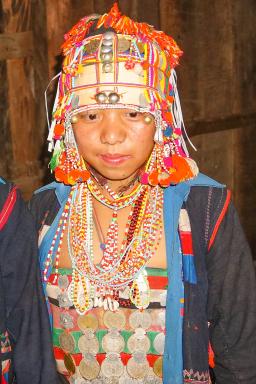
29 174 256 384
0 179 58 384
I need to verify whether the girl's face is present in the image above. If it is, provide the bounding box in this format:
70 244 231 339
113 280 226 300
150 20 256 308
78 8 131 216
72 108 155 183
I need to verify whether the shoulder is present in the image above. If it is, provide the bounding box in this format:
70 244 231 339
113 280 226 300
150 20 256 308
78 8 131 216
186 172 228 209
184 175 231 249
0 177 13 206
28 181 71 229
0 178 19 227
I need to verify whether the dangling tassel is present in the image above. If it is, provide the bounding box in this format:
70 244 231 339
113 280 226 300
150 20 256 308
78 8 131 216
54 148 90 185
140 144 198 187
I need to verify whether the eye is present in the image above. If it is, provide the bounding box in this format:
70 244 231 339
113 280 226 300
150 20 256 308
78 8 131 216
88 113 97 120
129 111 138 118
124 111 142 120
78 110 101 122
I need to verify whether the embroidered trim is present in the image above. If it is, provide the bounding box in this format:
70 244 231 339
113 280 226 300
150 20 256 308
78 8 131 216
0 331 12 354
208 189 231 250
0 187 17 231
183 368 210 383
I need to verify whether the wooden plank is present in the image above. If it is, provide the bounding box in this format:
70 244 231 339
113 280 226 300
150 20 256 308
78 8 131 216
0 31 33 60
188 113 256 137
0 61 11 178
1 0 48 197
191 129 235 190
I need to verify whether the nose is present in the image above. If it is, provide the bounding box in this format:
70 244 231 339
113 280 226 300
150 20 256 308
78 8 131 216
100 110 127 145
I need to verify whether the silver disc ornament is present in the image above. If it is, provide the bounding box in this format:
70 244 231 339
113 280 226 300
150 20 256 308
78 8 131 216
101 353 124 378
102 329 125 353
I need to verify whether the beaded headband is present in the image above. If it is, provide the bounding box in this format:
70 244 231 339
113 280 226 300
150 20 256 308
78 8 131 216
47 2 198 184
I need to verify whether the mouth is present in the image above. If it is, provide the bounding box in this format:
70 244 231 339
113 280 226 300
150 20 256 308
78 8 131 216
99 153 131 165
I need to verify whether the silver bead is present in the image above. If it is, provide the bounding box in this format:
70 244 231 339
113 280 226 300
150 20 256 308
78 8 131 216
102 63 113 73
71 115 78 124
144 115 153 124
101 52 113 62
95 92 108 103
108 92 120 104
102 38 113 47
103 31 115 40
101 45 112 54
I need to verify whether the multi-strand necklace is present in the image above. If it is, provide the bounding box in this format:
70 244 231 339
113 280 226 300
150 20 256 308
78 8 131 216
67 178 163 314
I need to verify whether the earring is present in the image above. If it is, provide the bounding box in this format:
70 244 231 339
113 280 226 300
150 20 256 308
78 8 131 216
54 148 90 185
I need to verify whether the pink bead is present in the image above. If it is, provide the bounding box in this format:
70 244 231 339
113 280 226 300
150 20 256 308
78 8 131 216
163 157 173 168
140 172 149 184
173 128 182 136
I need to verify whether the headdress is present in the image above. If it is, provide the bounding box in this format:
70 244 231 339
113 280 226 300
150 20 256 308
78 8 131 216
46 2 198 185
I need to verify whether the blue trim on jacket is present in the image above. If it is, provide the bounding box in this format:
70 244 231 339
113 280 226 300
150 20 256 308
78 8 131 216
37 173 223 383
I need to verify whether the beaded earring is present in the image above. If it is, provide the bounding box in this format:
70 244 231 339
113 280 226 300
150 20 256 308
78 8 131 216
140 144 195 188
54 114 90 185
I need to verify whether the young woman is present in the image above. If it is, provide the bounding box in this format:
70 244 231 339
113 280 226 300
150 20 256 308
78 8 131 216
30 4 256 384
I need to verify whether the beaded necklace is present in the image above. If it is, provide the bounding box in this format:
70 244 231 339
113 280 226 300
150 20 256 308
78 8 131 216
67 181 163 314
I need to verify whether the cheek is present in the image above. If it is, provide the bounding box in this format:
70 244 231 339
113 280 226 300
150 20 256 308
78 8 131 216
131 125 155 147
73 126 97 151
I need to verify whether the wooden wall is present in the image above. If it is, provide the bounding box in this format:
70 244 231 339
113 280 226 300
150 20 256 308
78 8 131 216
0 0 49 197
1 0 256 256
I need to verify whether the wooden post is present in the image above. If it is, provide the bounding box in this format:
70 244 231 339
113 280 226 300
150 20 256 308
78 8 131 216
1 0 49 199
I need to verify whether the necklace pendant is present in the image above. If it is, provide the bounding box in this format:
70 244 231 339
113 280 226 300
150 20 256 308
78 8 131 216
130 270 150 310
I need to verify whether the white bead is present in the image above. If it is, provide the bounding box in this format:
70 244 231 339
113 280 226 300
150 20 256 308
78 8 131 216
103 298 108 311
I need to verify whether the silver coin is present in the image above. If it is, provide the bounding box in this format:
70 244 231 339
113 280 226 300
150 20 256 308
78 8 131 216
71 378 87 384
157 311 166 329
101 353 124 378
153 333 165 354
103 310 126 330
60 312 74 329
159 292 167 307
57 292 73 308
78 333 99 355
77 313 98 331
153 356 163 378
127 332 150 353
79 354 100 380
59 332 75 353
58 275 69 289
127 352 149 379
91 380 104 384
119 374 135 384
102 330 125 353
145 375 162 384
102 63 113 73
101 52 113 62
129 310 152 330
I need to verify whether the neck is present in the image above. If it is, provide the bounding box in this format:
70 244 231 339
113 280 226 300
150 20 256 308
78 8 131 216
89 166 141 196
